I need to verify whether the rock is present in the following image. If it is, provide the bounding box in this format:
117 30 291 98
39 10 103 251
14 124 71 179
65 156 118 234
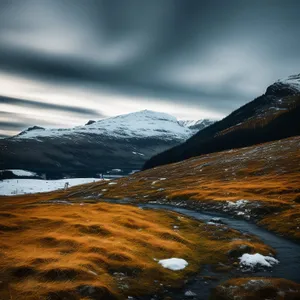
184 290 197 297
46 290 77 300
209 217 224 224
85 120 96 125
227 244 252 258
77 285 117 300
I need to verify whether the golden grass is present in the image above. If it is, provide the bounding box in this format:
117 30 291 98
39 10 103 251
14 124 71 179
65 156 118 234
0 199 274 299
259 208 300 240
63 136 300 240
1 137 299 298
213 277 300 299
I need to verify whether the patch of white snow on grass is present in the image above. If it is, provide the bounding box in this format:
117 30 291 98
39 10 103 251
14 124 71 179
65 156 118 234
227 200 249 208
158 258 188 271
185 290 197 297
239 253 279 269
108 182 118 185
207 221 221 226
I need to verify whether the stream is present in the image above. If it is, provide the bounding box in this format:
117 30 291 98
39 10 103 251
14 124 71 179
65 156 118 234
48 199 300 299
136 203 300 299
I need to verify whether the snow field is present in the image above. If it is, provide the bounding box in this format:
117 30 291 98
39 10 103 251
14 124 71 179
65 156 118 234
0 178 101 195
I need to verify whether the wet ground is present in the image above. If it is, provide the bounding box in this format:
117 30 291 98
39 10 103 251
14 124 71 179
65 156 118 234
136 204 300 299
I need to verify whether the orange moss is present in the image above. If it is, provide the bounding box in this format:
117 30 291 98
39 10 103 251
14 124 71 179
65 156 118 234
0 200 273 299
259 207 300 240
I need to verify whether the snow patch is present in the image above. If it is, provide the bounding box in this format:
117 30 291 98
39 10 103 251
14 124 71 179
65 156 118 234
0 178 99 196
184 290 197 297
206 221 221 226
227 200 249 208
278 74 300 91
239 253 279 269
158 258 188 271
132 151 145 156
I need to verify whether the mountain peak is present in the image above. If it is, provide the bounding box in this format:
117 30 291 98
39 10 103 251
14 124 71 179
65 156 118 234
18 126 45 136
105 110 178 123
85 120 96 126
278 73 300 90
264 73 300 97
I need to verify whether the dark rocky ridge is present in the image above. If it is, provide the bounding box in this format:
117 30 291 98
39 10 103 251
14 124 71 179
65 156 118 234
143 75 300 170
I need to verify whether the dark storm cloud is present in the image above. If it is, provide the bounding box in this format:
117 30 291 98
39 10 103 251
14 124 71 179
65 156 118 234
0 120 29 130
0 95 103 117
0 45 242 111
0 0 300 134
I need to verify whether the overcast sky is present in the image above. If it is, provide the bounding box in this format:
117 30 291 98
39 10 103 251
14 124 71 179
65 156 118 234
0 0 299 136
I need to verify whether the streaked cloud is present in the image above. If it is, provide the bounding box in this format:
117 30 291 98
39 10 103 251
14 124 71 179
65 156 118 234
0 0 299 136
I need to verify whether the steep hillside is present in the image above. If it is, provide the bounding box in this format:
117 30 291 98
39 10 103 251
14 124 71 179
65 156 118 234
67 136 300 241
144 74 300 170
0 110 213 178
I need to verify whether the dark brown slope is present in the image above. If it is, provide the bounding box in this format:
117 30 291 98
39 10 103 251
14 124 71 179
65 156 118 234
143 78 300 170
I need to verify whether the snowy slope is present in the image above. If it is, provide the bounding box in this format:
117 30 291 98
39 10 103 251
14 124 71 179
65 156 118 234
178 119 213 127
178 120 201 127
15 110 206 140
277 74 300 92
179 119 216 130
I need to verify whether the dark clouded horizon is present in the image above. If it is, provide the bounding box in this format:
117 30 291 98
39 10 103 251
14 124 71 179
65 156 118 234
0 0 300 136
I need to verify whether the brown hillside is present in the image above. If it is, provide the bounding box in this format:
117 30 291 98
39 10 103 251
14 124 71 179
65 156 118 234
65 136 300 240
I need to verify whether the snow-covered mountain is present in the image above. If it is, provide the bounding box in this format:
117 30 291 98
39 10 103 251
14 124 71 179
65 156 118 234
179 119 216 130
0 110 214 178
17 110 197 140
277 73 300 92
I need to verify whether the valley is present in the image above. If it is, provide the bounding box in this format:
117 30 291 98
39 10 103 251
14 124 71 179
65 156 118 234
1 134 299 299
1 75 299 299
66 136 300 242
1 2 300 299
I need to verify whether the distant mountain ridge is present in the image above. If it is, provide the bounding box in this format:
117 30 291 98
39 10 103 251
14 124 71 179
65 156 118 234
178 119 216 131
0 110 214 178
143 73 300 170
15 110 199 140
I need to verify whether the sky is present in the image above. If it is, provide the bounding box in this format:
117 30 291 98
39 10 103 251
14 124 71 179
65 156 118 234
0 0 300 137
